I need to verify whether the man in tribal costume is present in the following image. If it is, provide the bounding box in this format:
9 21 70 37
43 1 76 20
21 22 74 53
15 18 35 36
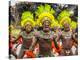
60 21 73 56
57 10 77 56
17 11 36 58
35 4 58 57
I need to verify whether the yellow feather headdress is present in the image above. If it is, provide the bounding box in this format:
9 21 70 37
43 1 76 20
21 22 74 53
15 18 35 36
35 4 55 26
70 21 77 29
51 20 61 28
21 11 35 27
58 10 71 26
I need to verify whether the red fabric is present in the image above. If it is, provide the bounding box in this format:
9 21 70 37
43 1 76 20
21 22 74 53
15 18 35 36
56 42 62 52
52 41 56 48
24 50 35 58
9 42 13 49
51 41 62 52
